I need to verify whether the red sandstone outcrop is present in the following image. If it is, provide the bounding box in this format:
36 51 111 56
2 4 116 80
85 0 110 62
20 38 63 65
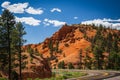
23 24 120 69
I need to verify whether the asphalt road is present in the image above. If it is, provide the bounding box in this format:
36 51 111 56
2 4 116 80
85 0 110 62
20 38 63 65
65 70 120 80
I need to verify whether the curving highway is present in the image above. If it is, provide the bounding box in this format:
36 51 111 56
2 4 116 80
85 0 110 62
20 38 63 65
65 70 120 80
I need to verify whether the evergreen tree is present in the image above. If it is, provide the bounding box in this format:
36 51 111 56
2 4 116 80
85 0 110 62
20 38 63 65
106 32 112 52
0 9 15 80
68 62 74 69
109 51 120 70
58 61 65 69
55 41 59 52
0 9 26 79
112 38 119 53
79 49 82 69
106 32 113 69
27 46 34 57
84 48 92 69
93 45 103 69
0 17 8 72
16 22 26 80
92 27 105 69
48 39 53 56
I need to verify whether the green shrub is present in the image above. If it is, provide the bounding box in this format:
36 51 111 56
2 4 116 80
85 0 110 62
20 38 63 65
0 78 7 80
34 78 41 80
58 61 65 69
27 78 32 80
68 62 74 69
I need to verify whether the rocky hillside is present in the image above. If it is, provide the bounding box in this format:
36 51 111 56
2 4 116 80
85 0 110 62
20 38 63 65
20 52 51 80
23 24 120 70
0 51 52 80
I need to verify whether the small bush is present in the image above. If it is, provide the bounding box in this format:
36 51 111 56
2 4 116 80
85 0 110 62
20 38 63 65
68 62 74 69
27 78 32 80
64 43 69 47
0 78 7 80
34 78 41 80
58 61 65 69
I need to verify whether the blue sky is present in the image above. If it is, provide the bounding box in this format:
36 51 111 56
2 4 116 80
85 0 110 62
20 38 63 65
0 0 120 44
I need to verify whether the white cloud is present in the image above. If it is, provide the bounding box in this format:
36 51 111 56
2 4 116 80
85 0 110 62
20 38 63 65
74 17 78 19
1 1 28 13
25 7 43 15
81 18 120 30
1 1 10 7
15 17 41 26
43 18 66 27
50 8 61 12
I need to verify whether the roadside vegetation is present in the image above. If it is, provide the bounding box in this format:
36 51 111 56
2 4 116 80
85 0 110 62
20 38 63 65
27 70 87 80
0 78 7 80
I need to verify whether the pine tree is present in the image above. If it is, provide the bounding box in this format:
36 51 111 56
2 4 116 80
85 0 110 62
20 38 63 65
16 22 26 80
79 49 82 69
68 62 74 69
48 39 54 58
0 9 15 80
91 27 105 69
0 9 26 80
0 16 9 73
58 61 65 69
93 45 103 69
84 49 92 69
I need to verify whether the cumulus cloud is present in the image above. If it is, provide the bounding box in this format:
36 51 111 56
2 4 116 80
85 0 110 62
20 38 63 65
25 7 43 15
81 18 120 29
1 1 28 13
50 8 61 12
74 17 78 19
15 17 41 26
1 1 10 7
43 18 66 27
